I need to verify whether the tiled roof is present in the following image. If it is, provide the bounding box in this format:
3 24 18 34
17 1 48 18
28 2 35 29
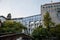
0 16 7 19
12 18 23 20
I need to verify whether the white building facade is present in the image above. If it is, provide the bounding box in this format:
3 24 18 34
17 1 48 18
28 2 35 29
0 16 6 22
41 2 60 27
0 14 41 35
13 14 41 34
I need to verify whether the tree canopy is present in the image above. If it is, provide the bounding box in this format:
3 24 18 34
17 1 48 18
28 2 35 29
32 12 55 40
7 13 11 20
43 11 54 30
32 25 49 40
0 20 26 33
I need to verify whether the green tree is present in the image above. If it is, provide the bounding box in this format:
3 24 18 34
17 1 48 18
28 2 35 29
32 12 56 40
49 27 56 36
0 20 26 33
43 11 54 31
32 26 48 40
49 24 60 39
55 24 60 36
7 13 11 20
55 24 60 39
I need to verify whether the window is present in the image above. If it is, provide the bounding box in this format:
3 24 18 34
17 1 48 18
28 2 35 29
57 12 60 18
57 8 60 20
48 6 50 8
43 7 45 8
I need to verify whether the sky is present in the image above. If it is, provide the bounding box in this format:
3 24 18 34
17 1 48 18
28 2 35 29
0 0 60 18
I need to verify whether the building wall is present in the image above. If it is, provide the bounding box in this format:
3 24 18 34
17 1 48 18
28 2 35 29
41 2 60 28
22 14 41 34
13 14 41 34
0 16 6 22
0 14 41 35
0 14 41 34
